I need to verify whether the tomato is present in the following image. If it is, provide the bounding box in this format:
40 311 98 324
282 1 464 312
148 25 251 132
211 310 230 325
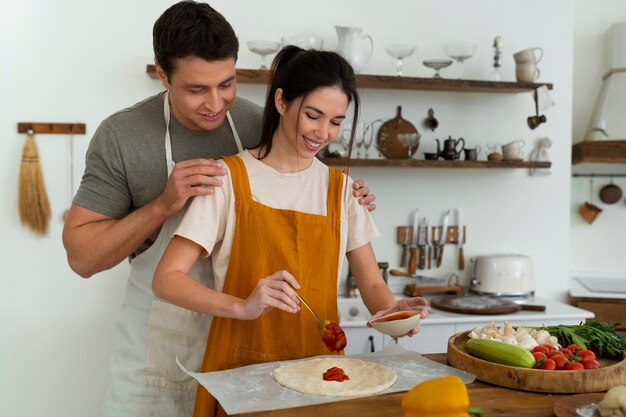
532 352 546 363
567 344 583 353
536 358 556 370
565 362 585 371
532 345 550 354
542 344 556 352
582 359 601 369
547 350 565 358
551 355 570 370
578 349 596 361
561 348 573 356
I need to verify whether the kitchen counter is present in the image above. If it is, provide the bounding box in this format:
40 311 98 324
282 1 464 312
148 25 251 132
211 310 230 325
337 295 594 354
339 295 594 327
237 353 573 417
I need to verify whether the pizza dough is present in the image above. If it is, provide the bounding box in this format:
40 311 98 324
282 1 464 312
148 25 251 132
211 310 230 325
272 357 397 397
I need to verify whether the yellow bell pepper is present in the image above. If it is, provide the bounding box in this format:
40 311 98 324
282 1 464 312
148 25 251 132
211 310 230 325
402 375 475 417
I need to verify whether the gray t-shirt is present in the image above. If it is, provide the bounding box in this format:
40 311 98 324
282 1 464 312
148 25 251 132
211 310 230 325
74 92 263 259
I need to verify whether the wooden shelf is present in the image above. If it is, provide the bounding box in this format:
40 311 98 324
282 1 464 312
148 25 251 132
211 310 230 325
318 157 551 169
572 140 626 164
146 65 552 94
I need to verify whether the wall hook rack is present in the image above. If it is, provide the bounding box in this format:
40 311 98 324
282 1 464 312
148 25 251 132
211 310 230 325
17 122 86 135
572 173 626 178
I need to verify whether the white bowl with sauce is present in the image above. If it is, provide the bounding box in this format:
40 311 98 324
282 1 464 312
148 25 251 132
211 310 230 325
370 309 422 338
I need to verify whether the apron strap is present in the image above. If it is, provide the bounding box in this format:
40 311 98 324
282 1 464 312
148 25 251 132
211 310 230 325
222 155 252 202
326 168 344 218
226 112 243 153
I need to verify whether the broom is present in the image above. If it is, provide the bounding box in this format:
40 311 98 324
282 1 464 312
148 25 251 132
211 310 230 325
18 130 51 235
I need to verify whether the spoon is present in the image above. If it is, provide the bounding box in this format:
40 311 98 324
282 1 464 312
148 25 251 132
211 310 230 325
293 289 347 353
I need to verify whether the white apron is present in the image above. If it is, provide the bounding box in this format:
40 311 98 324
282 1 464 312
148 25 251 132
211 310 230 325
102 91 243 417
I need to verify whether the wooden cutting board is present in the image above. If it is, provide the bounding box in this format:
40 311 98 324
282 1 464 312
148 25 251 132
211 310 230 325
552 393 603 417
447 331 626 393
430 295 546 314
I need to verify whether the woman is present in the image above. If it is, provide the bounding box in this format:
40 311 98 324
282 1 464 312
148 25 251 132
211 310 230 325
153 46 429 417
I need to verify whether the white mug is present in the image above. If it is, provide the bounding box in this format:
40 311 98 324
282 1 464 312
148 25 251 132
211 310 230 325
502 139 525 151
515 63 540 83
513 47 543 64
502 148 524 160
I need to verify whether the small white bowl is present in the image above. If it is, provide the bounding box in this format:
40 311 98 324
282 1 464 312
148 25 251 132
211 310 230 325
370 309 422 338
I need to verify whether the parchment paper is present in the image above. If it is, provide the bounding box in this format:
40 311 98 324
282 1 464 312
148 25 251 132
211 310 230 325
177 343 475 415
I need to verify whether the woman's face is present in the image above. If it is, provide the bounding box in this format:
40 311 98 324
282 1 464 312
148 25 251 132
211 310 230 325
276 86 349 159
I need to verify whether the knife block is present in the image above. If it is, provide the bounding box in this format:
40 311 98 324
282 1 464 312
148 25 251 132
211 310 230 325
396 225 466 246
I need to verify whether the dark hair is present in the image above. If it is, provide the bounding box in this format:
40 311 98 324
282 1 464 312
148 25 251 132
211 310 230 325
153 1 239 79
258 46 360 165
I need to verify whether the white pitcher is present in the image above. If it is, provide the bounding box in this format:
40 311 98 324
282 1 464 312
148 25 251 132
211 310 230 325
335 26 373 73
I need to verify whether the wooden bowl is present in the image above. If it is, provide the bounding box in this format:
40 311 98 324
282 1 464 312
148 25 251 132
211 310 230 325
447 331 626 393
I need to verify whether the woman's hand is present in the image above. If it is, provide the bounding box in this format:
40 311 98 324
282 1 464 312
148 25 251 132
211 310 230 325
367 297 429 337
238 270 301 320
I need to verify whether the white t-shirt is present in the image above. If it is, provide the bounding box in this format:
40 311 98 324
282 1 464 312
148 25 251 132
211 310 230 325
174 150 379 292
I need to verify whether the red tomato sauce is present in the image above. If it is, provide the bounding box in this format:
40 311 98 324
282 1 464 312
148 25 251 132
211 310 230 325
375 311 412 322
322 366 349 382
321 321 347 353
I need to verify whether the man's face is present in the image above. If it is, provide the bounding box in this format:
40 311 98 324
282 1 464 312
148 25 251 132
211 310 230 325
157 56 237 132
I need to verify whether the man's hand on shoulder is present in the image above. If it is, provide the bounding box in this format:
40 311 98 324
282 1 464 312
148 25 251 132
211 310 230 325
156 158 228 217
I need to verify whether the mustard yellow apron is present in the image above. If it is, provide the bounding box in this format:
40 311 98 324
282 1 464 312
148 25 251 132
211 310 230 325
193 155 344 417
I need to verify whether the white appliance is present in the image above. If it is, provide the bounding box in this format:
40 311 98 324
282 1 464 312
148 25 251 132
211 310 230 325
470 254 535 297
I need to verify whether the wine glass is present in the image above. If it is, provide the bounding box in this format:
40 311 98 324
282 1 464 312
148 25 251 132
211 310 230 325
247 40 281 69
444 42 477 79
397 132 421 158
385 44 416 76
363 119 383 159
354 122 365 158
422 59 453 78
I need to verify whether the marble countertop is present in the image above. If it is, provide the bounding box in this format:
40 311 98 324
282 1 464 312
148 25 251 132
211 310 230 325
337 294 594 328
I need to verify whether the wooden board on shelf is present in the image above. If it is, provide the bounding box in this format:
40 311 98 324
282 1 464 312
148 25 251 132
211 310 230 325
572 140 626 164
146 65 552 94
318 157 551 169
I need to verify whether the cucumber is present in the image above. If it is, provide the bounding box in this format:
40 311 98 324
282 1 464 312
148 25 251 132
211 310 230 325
465 339 536 368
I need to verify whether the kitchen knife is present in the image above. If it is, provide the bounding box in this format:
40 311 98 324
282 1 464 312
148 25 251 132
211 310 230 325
437 210 450 267
458 208 465 270
426 219 432 269
400 222 410 267
417 217 427 269
408 209 419 274
432 226 440 267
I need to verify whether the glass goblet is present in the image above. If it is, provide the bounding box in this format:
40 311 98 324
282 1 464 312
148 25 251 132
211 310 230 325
385 44 416 76
247 40 281 69
397 132 421 158
422 59 453 78
444 42 477 79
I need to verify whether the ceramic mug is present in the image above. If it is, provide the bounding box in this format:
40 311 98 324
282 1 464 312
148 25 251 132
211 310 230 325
502 140 525 160
513 47 543 64
502 148 524 160
464 146 481 161
516 62 540 83
502 139 525 151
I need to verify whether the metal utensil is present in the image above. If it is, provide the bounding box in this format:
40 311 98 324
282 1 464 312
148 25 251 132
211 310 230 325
426 219 432 269
417 217 427 270
293 290 325 334
408 209 420 274
457 208 465 270
437 210 450 267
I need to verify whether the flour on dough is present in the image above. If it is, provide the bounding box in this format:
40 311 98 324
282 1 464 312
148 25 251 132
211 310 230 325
272 357 397 397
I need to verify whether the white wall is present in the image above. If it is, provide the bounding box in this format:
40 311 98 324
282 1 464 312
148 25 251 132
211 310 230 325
570 0 626 273
0 1 602 416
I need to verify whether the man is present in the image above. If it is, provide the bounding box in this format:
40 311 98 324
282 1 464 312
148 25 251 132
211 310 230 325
62 2 375 416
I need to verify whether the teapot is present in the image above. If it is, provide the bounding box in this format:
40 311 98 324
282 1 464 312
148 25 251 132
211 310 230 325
436 136 465 160
335 26 373 73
